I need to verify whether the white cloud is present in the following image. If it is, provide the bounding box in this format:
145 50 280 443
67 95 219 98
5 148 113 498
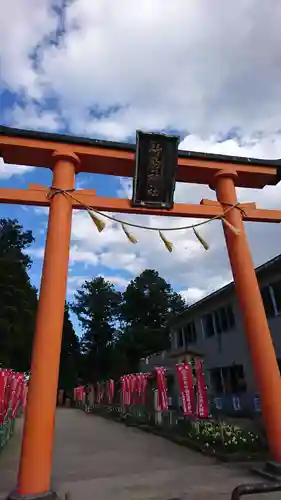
180 287 206 304
28 244 99 267
6 103 63 132
28 247 45 259
67 275 88 296
0 158 33 179
34 207 49 215
69 245 99 266
101 275 129 289
3 1 281 140
0 0 56 96
66 273 129 301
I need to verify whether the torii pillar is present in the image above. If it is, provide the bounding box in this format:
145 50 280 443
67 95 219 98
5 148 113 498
10 152 78 500
214 168 281 465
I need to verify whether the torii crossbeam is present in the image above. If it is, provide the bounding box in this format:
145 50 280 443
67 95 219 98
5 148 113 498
1 125 281 499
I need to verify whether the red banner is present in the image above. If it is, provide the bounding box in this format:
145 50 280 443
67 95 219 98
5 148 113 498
121 373 149 406
125 375 131 405
155 367 168 411
0 370 6 423
195 360 209 418
140 373 149 405
121 376 130 406
135 374 141 404
109 379 114 403
22 384 28 409
129 375 136 404
96 382 101 403
0 369 27 423
11 373 25 419
176 363 195 416
106 379 115 404
74 385 85 402
100 381 105 401
121 376 125 406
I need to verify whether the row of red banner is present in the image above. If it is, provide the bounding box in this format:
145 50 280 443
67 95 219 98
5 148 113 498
121 373 149 406
147 361 208 417
74 359 209 418
74 379 115 405
0 369 28 424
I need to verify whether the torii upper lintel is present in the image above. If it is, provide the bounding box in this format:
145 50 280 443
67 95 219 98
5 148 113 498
1 125 280 188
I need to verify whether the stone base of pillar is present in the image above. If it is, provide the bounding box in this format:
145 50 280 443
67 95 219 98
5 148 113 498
7 490 60 500
252 460 281 482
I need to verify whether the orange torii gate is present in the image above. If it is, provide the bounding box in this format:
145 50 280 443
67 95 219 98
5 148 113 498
1 125 281 499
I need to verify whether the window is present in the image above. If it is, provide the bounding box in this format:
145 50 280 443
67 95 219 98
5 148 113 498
204 304 235 338
221 364 247 394
176 328 183 348
220 307 229 331
183 321 197 345
271 280 281 313
214 310 223 334
261 285 275 317
227 305 235 328
202 313 215 338
216 305 235 333
210 368 223 393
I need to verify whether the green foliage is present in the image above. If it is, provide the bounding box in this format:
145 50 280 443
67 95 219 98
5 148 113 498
72 269 186 379
58 303 81 395
118 269 186 372
72 277 122 382
0 218 80 391
0 218 37 371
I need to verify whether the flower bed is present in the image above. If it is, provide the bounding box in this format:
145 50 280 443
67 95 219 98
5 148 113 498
182 419 264 454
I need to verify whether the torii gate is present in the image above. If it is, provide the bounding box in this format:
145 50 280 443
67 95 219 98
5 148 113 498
1 125 281 499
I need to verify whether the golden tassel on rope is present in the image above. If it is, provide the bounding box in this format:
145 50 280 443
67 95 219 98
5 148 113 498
221 217 240 235
192 227 209 250
87 210 106 232
159 231 173 252
122 223 138 244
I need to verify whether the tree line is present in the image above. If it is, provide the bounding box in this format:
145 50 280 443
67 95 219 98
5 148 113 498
0 218 186 394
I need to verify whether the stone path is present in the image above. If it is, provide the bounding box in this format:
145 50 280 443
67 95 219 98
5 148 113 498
1 409 281 500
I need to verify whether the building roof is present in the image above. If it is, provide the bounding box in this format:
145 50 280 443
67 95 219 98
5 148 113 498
172 253 281 326
1 125 280 168
168 348 203 358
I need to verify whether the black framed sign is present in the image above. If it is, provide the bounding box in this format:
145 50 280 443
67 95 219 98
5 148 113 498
131 131 179 209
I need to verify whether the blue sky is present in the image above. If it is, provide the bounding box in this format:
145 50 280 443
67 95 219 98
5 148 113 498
1 0 281 336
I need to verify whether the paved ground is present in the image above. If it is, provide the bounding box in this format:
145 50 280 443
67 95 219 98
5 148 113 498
0 409 281 500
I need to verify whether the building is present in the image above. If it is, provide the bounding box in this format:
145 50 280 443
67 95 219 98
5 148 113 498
139 253 281 415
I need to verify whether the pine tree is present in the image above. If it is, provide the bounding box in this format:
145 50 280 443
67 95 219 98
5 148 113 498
58 303 80 396
0 218 37 371
72 277 122 381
